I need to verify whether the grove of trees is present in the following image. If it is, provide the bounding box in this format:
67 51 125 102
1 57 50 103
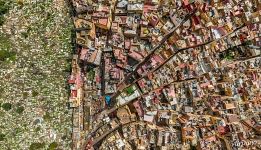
0 0 11 26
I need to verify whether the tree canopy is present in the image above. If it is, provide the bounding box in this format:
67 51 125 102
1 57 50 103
0 50 16 62
32 90 39 97
1 103 12 111
43 112 52 121
48 142 58 150
0 133 5 141
29 142 45 150
0 0 11 26
16 106 25 114
0 1 10 15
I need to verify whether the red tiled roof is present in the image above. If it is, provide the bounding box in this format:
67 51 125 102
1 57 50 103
120 16 127 24
80 48 88 60
68 79 75 84
68 75 76 84
71 90 77 97
133 100 144 117
98 18 108 26
143 5 157 13
76 73 83 89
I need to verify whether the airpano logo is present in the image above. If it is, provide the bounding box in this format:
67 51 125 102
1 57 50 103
232 140 260 147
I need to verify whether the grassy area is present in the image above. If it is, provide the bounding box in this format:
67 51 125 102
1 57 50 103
88 69 95 80
0 50 16 62
0 33 11 50
125 86 135 95
0 0 73 149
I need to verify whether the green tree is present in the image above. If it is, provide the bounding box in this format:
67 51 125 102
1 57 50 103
0 1 10 15
0 15 4 26
16 106 25 114
64 63 71 72
21 32 29 38
0 50 16 61
88 69 95 80
0 133 5 141
0 0 11 26
17 0 24 7
1 103 12 111
29 142 45 150
0 33 11 50
48 142 58 150
32 90 39 97
125 86 134 95
61 135 67 140
225 52 233 60
35 126 41 132
23 92 28 99
43 112 51 121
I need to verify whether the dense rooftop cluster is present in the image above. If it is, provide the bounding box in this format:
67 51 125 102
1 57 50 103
68 0 261 150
